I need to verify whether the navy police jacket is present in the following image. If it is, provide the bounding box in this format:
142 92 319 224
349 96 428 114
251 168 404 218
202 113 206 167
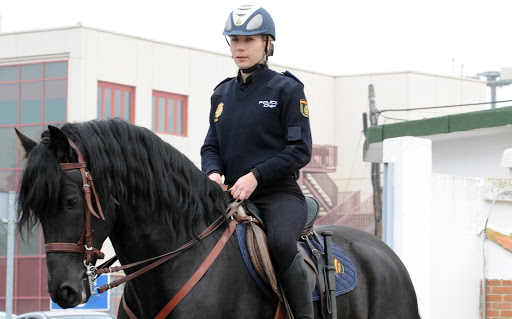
201 67 312 187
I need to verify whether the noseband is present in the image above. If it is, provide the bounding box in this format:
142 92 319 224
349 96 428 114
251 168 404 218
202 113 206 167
44 139 105 265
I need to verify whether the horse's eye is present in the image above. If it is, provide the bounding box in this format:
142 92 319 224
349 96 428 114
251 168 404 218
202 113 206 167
67 197 79 208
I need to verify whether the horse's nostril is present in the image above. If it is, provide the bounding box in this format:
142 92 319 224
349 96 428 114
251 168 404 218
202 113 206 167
56 283 79 307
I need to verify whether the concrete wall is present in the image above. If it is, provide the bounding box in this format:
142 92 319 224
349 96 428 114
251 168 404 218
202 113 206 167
432 126 512 179
382 136 512 318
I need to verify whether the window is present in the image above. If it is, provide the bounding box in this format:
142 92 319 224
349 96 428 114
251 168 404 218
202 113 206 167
97 81 135 122
152 91 188 136
0 61 66 314
0 61 68 192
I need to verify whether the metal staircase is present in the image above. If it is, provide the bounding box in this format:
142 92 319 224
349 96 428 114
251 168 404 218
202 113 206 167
300 145 375 233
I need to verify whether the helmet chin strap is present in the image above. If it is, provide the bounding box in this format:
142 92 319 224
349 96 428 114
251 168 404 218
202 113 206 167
241 60 267 73
241 35 270 74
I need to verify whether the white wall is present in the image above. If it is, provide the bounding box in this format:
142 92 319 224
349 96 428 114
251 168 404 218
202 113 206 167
432 126 512 179
383 136 512 318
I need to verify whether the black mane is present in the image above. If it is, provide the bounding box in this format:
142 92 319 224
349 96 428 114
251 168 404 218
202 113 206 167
17 118 228 236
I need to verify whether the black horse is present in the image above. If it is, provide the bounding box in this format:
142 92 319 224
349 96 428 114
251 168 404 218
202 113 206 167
16 118 420 318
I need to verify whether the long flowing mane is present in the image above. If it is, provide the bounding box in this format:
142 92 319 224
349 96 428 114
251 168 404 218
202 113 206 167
17 118 228 236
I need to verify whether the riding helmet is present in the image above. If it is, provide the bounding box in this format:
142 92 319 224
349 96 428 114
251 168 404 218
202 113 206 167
223 5 276 40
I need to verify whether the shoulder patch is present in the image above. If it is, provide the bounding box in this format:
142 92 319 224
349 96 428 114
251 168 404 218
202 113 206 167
214 77 234 91
282 71 304 86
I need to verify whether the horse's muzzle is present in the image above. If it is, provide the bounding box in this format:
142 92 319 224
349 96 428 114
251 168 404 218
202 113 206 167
50 278 91 309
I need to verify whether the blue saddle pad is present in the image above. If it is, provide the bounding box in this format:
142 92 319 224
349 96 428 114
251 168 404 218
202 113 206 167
299 235 358 300
236 224 357 301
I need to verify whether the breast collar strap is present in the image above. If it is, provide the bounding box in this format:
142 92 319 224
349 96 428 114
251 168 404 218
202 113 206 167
44 138 105 264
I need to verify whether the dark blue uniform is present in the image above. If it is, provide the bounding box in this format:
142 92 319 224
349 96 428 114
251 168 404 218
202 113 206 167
201 66 313 275
201 66 312 186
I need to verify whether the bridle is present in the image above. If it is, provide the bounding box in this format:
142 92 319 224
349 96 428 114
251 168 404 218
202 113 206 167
44 138 245 318
43 139 106 295
44 139 105 263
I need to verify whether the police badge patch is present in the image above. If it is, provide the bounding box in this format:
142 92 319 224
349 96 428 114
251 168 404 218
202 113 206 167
214 103 224 122
300 99 309 118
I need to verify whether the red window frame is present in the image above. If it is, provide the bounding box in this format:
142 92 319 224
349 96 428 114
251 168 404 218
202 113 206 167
97 81 135 122
0 227 49 314
152 90 188 136
0 61 68 193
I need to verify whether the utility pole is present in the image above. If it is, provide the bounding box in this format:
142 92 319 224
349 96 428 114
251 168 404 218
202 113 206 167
477 71 512 109
6 192 16 319
368 85 382 238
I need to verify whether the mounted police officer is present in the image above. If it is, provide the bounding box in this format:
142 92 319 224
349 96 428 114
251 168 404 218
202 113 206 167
201 5 313 318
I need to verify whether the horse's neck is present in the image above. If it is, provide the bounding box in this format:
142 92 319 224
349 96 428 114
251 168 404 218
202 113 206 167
109 207 219 264
115 223 245 318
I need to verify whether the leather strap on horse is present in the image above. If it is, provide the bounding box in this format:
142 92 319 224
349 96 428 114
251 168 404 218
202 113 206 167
122 294 138 319
95 214 228 293
246 222 280 298
45 138 106 264
45 243 104 260
236 207 287 319
64 139 105 221
153 218 238 319
96 201 242 294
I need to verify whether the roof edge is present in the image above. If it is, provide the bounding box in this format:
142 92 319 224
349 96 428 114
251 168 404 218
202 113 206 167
363 106 512 162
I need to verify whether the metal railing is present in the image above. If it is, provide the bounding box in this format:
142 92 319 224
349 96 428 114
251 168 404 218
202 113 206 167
315 194 375 234
304 145 338 170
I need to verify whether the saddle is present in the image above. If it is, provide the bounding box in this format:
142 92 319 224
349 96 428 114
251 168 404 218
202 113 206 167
236 196 351 319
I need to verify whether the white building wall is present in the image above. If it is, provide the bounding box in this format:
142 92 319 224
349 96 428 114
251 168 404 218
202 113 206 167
432 126 512 179
383 137 433 318
430 174 485 319
383 136 512 318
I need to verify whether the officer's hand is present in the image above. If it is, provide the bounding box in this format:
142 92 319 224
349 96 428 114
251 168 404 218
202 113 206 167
208 172 223 185
231 172 258 200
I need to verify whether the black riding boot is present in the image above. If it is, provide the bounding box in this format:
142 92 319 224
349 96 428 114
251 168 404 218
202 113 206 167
279 253 314 319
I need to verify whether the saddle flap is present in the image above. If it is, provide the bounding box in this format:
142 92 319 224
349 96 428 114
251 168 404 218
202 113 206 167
246 223 281 298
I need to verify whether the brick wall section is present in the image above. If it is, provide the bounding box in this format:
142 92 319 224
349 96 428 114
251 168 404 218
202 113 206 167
482 279 512 318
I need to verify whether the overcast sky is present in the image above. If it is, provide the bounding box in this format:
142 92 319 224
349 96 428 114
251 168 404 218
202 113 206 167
2 0 512 102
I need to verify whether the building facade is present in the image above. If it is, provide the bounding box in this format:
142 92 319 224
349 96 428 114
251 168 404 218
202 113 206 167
0 25 489 314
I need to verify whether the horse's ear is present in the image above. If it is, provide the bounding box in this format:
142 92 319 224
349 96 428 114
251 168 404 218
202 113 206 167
15 128 38 157
48 125 72 161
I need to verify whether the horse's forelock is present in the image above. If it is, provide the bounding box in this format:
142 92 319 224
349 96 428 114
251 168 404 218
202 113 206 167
17 141 62 234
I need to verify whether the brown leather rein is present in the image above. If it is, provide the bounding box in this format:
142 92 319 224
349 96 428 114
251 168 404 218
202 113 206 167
46 138 244 318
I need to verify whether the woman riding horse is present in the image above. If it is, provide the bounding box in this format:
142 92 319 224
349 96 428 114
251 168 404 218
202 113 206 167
201 5 314 318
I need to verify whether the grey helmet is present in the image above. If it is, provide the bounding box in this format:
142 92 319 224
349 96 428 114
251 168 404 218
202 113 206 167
223 5 276 40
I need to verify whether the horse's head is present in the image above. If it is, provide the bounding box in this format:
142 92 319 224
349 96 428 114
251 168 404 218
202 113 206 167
16 126 113 308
